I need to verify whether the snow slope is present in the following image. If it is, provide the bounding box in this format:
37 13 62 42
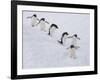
22 11 90 69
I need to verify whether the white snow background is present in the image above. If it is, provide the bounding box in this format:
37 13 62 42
22 11 90 69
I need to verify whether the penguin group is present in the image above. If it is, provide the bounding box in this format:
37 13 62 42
27 14 80 59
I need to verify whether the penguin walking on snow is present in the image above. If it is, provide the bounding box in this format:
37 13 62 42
67 45 80 59
27 14 39 27
48 24 59 37
68 34 80 46
36 18 49 32
58 32 69 46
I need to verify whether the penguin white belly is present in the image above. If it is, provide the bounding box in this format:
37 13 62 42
40 21 46 31
63 37 66 46
69 48 76 59
62 35 68 46
31 17 37 27
72 38 77 46
65 38 71 47
50 27 56 37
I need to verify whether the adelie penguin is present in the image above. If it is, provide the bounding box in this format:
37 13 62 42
48 24 59 37
67 45 80 59
58 32 69 45
36 18 49 32
27 14 39 27
68 34 80 46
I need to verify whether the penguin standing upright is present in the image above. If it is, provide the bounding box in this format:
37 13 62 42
37 18 49 32
48 24 59 37
58 32 69 46
67 45 79 59
68 34 80 46
27 14 39 27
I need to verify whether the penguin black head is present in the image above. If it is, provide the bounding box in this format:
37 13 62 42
70 45 75 48
51 24 59 29
41 18 45 21
33 14 37 17
74 34 77 37
62 32 69 37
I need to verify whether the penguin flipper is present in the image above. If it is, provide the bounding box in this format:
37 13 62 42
48 32 50 35
58 40 63 44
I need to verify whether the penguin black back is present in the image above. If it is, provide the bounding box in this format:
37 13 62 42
50 24 58 29
62 32 69 38
40 18 45 21
58 32 69 44
48 24 59 35
38 18 45 25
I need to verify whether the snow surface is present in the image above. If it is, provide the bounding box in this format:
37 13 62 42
22 11 90 69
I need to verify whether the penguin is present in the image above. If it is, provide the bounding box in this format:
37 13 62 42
58 32 69 45
36 18 49 32
67 45 80 59
27 14 39 27
68 34 80 46
48 24 59 37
